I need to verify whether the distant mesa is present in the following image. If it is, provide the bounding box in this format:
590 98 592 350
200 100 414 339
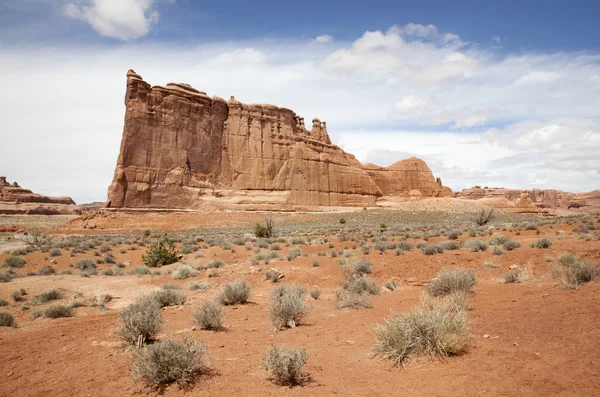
0 176 80 215
106 70 452 210
456 186 600 213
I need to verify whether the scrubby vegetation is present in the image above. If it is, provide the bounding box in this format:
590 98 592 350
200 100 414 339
193 299 224 330
261 345 308 386
117 297 164 345
142 235 180 267
426 268 477 297
268 284 311 330
219 279 251 305
133 338 206 388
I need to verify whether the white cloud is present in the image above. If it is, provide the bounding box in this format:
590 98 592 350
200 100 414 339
321 25 476 84
0 23 599 202
314 34 333 44
492 35 501 44
394 95 431 114
515 71 560 86
63 0 166 41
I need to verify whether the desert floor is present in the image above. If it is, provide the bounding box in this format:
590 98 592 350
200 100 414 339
1 207 599 397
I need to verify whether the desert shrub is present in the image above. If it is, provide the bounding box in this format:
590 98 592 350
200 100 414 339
339 218 346 224
172 264 199 280
129 265 152 275
483 262 500 269
346 277 380 295
265 270 281 283
373 298 468 365
49 249 62 257
254 223 271 238
261 345 308 386
474 208 495 226
117 297 164 345
188 282 211 292
335 289 372 309
36 289 62 303
309 289 321 299
426 268 477 297
132 338 206 388
142 235 179 268
384 280 398 290
0 299 7 306
421 292 471 313
447 230 461 240
531 238 552 249
558 253 579 266
30 304 74 320
396 241 414 251
0 271 14 283
206 260 223 269
153 289 187 307
340 258 372 279
489 235 520 251
0 312 16 327
286 248 304 261
193 299 224 330
422 243 445 255
75 259 96 272
36 266 56 276
464 239 488 252
219 279 251 305
504 269 525 283
268 284 311 329
441 241 461 251
3 256 26 269
492 245 506 255
563 261 599 290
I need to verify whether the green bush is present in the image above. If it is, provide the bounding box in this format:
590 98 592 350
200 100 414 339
133 338 206 388
0 271 14 283
3 256 26 269
426 268 477 297
0 312 16 327
219 279 251 305
464 239 488 252
36 289 62 303
117 297 164 345
142 235 179 268
30 304 74 320
261 345 308 386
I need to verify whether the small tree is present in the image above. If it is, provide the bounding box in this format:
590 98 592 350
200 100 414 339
254 216 275 238
142 235 180 268
474 208 495 226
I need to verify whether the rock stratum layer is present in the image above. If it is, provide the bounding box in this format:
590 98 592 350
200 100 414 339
456 187 600 213
0 176 79 215
106 71 451 210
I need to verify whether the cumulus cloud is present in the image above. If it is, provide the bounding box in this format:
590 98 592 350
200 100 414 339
314 34 333 44
0 22 599 202
63 0 166 41
321 25 476 84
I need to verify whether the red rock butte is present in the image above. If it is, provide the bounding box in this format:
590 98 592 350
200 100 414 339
0 176 79 215
106 70 453 210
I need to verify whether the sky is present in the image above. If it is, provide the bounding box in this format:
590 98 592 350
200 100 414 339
0 0 599 204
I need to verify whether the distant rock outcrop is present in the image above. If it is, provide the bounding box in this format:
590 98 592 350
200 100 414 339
364 157 453 198
0 177 79 215
456 186 600 213
106 71 452 209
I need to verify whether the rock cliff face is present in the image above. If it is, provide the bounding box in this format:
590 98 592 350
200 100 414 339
107 71 451 209
0 177 79 215
456 187 600 213
364 158 453 198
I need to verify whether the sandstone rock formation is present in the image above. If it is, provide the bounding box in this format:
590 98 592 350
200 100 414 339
456 186 600 213
107 71 451 209
0 177 79 215
363 158 453 198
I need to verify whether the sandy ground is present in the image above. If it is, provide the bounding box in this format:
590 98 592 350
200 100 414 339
1 210 599 396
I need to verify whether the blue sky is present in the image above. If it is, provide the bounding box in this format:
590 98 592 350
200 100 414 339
0 0 599 203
